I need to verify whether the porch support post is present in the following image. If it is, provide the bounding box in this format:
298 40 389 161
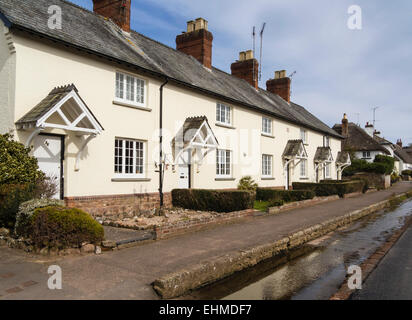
25 127 44 148
75 134 96 171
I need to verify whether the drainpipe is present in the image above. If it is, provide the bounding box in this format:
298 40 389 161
159 78 169 207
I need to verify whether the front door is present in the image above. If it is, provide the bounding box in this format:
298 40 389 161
32 134 63 199
178 149 191 189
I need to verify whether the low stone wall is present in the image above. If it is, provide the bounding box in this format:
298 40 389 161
65 192 172 221
268 195 340 215
153 192 410 299
352 172 391 189
155 209 256 240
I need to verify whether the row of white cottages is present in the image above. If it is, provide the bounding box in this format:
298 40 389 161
0 0 351 212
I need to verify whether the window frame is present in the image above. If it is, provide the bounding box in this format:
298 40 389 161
114 138 146 179
300 128 308 144
300 159 308 178
216 103 232 126
114 71 147 108
216 149 232 178
262 117 273 135
324 162 331 178
262 154 273 178
362 151 371 158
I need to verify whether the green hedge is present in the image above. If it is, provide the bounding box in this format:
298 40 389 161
292 180 365 198
27 206 104 249
344 156 395 176
256 188 315 202
171 189 253 212
0 184 34 228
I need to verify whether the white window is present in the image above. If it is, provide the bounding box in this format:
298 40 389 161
115 72 146 106
300 128 308 144
325 163 331 178
216 149 232 177
114 138 145 177
300 159 307 177
216 103 231 125
262 154 273 177
324 136 330 147
262 117 272 135
362 151 371 158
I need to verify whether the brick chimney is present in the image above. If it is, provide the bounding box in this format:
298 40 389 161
266 70 291 103
93 0 131 32
342 113 349 137
365 122 374 137
397 139 403 148
231 50 259 89
176 18 213 69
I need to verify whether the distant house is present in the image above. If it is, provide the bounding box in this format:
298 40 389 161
333 115 390 162
393 140 412 172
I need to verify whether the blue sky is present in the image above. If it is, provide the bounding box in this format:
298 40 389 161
71 0 412 145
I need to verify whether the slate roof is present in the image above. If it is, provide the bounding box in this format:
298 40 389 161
0 0 341 139
314 147 333 162
282 140 306 159
336 151 350 165
333 123 390 154
15 84 103 129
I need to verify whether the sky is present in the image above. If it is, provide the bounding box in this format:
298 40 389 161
71 0 412 145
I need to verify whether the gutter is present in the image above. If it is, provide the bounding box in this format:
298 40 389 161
159 78 169 207
7 24 342 139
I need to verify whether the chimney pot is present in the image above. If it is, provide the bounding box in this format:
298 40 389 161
266 70 291 103
93 0 131 32
231 50 259 89
342 113 349 137
176 17 213 68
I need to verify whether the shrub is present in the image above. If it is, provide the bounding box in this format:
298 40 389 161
33 175 59 199
25 206 104 249
401 170 412 176
171 189 253 212
292 181 365 198
256 188 315 202
343 159 388 176
267 199 285 207
0 184 34 228
391 174 401 184
14 198 65 237
0 133 44 185
237 176 258 194
374 155 395 175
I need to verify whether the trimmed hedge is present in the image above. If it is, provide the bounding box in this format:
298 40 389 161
0 184 34 228
256 188 315 202
292 180 365 198
26 206 104 249
171 189 253 212
344 156 395 176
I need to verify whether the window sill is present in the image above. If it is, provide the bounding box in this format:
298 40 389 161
215 122 236 130
215 177 236 181
261 177 275 180
299 177 309 180
111 178 151 182
113 100 151 112
261 133 275 139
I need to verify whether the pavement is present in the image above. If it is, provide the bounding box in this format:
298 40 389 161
351 216 412 300
0 182 411 300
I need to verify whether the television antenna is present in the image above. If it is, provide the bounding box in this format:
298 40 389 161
259 22 266 81
288 71 297 78
372 107 380 127
252 26 256 83
354 112 360 125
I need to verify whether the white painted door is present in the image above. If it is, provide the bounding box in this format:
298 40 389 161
32 135 62 199
178 149 191 189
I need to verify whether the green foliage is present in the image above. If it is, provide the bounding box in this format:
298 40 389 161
374 155 395 175
0 133 44 185
292 180 365 198
0 184 34 228
171 189 254 212
391 173 401 184
26 206 104 249
14 198 65 237
343 159 388 176
254 199 285 212
237 176 258 193
256 188 315 202
401 170 412 176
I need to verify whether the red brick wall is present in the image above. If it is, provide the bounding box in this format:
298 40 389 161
93 0 131 32
231 59 259 89
176 29 213 69
266 77 291 103
65 192 171 220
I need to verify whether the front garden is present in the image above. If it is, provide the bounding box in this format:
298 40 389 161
0 134 104 254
